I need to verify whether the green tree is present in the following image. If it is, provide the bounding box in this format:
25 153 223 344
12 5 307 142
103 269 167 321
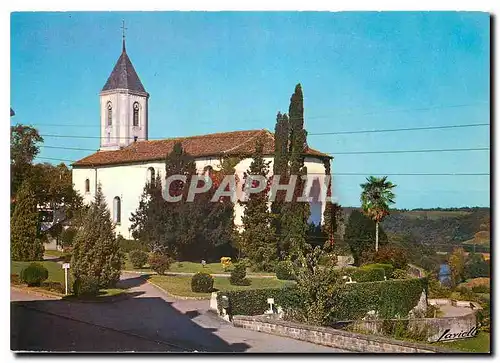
279 84 310 264
360 176 396 252
344 210 388 266
30 163 82 215
71 184 122 288
464 252 490 279
11 180 44 261
11 124 44 201
448 247 466 286
129 172 177 256
271 112 289 258
240 141 277 271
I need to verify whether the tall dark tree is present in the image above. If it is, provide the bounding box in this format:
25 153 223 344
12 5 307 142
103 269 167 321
11 124 43 200
240 141 277 271
129 172 177 256
321 161 343 252
271 112 289 258
11 180 44 261
279 84 310 263
344 210 388 266
71 184 122 287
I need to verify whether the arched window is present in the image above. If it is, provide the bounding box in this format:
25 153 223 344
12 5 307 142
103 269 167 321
133 102 140 126
107 102 113 126
113 196 121 224
85 179 90 193
147 167 155 183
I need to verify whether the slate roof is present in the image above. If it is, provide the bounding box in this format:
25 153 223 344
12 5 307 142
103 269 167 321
101 43 147 93
72 129 331 167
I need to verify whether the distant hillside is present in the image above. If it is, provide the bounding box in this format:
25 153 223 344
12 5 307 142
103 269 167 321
340 207 490 248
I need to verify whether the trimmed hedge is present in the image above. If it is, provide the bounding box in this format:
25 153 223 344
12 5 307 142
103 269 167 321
217 287 301 317
328 277 428 322
361 263 394 278
340 266 386 282
218 277 428 325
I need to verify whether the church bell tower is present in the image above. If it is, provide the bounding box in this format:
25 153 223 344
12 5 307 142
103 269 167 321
99 22 149 150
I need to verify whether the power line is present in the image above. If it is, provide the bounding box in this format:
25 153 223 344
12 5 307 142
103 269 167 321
326 147 489 155
39 144 490 156
309 123 490 136
335 172 489 176
11 102 488 128
36 122 489 140
42 145 97 152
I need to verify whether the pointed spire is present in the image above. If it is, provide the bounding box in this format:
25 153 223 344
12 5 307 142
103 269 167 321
101 21 147 94
121 20 127 53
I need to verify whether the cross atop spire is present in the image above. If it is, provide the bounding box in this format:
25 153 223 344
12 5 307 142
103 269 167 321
121 20 127 52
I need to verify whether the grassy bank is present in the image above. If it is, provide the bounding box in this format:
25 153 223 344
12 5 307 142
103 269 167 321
435 332 490 353
148 275 293 298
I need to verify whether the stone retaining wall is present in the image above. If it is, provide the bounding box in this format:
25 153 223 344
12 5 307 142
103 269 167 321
232 315 455 353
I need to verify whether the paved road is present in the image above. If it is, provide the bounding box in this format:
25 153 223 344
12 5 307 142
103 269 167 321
11 274 349 353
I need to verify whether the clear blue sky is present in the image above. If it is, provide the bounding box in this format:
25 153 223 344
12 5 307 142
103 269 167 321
10 11 490 209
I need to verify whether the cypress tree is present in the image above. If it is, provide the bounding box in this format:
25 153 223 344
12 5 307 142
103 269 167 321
71 184 122 288
11 180 44 261
321 160 343 251
271 112 289 258
240 141 277 271
279 84 310 263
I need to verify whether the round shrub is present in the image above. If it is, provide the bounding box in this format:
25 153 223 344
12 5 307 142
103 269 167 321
148 253 171 275
72 275 99 297
191 272 214 293
20 263 49 287
129 249 148 269
230 263 250 286
275 261 296 281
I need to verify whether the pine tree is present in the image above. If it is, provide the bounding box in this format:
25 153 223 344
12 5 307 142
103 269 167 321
11 180 44 261
71 184 122 288
240 141 277 271
279 84 310 263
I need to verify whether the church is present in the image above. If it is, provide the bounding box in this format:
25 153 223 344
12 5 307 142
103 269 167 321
72 37 333 238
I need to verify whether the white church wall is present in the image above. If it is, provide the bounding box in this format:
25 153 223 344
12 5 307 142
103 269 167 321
72 155 329 238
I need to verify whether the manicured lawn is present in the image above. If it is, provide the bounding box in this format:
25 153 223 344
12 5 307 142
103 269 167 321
44 249 64 258
11 260 126 299
148 274 294 298
11 260 65 283
436 332 490 353
123 256 274 276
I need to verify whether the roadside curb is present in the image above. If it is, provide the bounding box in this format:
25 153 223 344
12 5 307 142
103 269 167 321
11 284 63 299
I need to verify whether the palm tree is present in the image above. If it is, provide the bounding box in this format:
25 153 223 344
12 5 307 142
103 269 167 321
360 176 396 252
